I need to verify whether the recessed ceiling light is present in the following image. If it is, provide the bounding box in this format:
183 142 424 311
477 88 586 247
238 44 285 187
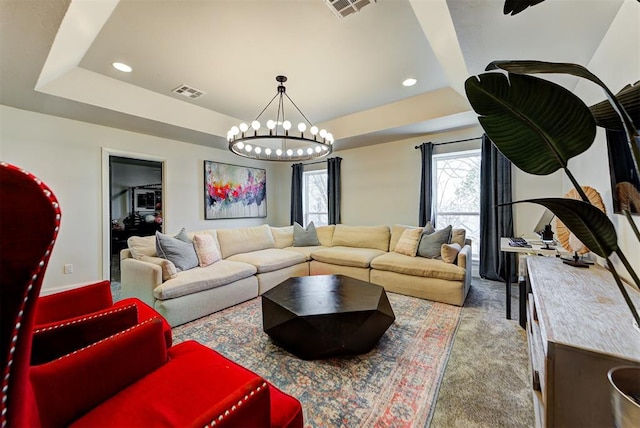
402 78 417 87
112 62 132 73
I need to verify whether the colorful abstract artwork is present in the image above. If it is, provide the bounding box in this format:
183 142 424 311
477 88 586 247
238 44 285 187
204 161 266 219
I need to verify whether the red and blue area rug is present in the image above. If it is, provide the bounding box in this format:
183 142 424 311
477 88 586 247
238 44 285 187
172 292 462 427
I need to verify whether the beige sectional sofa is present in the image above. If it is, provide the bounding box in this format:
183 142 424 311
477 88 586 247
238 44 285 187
121 223 472 327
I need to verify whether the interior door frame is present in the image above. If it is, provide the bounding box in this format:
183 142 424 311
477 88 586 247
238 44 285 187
101 148 166 280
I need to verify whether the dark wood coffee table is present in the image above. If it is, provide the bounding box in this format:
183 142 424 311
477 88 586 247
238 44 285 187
261 274 395 360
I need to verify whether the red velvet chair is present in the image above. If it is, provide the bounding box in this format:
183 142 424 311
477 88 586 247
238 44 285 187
34 279 174 347
0 162 303 428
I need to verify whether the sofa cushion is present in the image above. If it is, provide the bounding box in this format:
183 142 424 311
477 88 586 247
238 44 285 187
293 222 320 246
226 249 306 274
451 229 466 248
127 235 157 260
311 246 385 268
316 225 335 247
417 225 452 259
156 231 199 272
371 252 466 281
153 260 257 300
284 245 326 261
193 233 221 267
216 224 275 259
331 224 390 251
271 226 294 249
394 228 422 257
441 243 462 264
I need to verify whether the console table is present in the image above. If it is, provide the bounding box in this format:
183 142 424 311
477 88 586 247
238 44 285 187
525 257 640 427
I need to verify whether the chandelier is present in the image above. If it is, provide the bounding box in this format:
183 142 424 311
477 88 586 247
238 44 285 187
227 75 334 162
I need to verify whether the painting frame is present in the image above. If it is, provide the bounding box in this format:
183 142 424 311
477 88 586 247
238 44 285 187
204 161 267 220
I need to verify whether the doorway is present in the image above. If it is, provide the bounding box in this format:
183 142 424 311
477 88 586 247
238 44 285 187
108 155 164 283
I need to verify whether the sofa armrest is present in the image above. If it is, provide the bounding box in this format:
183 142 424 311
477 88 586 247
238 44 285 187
31 303 140 365
458 244 473 287
30 319 168 428
121 257 162 307
35 280 113 324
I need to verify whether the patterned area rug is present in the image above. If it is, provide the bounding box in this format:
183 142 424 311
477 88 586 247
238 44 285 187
173 292 462 427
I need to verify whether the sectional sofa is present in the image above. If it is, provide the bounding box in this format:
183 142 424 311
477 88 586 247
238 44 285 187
121 224 472 327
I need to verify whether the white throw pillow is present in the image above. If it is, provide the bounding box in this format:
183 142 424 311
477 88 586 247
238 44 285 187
193 233 222 267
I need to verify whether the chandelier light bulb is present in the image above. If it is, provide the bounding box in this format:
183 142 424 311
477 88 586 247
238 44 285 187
267 120 276 130
245 144 252 152
315 146 321 153
298 123 307 133
276 149 283 156
319 129 327 138
283 120 292 131
265 148 272 155
239 123 249 132
251 120 261 130
310 126 319 135
236 142 244 150
231 126 239 136
255 147 262 154
297 148 303 156
227 131 233 140
286 149 293 156
307 148 313 155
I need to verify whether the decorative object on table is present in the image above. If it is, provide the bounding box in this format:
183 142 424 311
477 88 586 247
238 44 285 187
226 75 334 162
608 366 640 428
204 161 266 220
556 185 606 254
465 60 639 327
541 224 554 249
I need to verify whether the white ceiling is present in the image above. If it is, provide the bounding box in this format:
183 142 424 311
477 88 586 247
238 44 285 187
0 0 631 152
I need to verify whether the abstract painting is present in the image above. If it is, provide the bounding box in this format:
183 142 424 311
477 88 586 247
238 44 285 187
204 161 266 219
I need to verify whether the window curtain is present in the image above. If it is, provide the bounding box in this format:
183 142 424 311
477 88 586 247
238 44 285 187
290 163 304 225
418 142 434 227
479 134 516 282
327 157 342 225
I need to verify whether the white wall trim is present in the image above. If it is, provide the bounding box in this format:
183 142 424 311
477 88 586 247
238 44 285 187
101 148 167 280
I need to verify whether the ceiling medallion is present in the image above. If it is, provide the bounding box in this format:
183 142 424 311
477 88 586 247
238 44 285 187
227 75 334 162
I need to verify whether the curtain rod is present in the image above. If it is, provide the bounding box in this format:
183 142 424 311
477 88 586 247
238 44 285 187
414 136 482 149
301 157 339 167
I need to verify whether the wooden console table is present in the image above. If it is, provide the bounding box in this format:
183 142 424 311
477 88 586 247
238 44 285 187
526 257 640 427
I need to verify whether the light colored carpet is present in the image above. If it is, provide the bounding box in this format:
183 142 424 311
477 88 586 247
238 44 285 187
172 292 462 427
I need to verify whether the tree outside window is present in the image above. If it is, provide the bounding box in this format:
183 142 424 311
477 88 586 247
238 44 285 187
303 170 328 226
433 150 481 260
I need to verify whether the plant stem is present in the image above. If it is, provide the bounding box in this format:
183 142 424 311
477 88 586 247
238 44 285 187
624 209 640 242
607 258 640 328
563 167 589 202
615 249 640 291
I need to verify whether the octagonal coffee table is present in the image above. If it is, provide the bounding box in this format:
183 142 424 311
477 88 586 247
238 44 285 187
261 274 395 360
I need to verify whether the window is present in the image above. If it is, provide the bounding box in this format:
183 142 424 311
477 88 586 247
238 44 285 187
303 170 328 226
432 150 481 260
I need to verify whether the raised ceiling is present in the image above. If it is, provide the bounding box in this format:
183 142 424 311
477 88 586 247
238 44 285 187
0 0 631 152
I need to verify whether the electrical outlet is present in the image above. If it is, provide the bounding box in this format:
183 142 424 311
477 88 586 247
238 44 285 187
64 264 73 274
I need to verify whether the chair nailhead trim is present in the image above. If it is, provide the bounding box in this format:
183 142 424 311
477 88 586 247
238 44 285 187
33 304 137 334
203 382 268 428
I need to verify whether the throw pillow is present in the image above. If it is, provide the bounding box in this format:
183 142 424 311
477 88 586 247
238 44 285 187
127 235 157 260
193 233 221 267
417 225 452 259
451 229 466 247
423 221 436 235
140 256 178 281
293 222 320 247
174 227 192 243
441 243 462 264
393 228 423 257
155 231 199 272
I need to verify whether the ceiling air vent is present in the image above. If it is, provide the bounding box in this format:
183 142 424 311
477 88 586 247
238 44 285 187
324 0 376 19
172 84 206 100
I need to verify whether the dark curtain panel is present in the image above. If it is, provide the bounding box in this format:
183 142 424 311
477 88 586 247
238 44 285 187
290 163 304 225
327 157 342 225
606 128 640 215
479 134 516 282
418 142 434 227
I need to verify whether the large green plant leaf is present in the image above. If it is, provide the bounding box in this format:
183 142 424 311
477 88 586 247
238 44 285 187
589 82 640 131
513 198 618 258
465 73 596 175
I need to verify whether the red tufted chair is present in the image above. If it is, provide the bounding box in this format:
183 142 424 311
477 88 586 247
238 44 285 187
0 162 303 428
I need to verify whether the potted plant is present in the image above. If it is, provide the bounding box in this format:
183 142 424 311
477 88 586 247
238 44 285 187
464 60 639 425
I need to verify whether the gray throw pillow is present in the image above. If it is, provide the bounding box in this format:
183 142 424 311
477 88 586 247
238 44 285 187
293 222 320 247
417 225 452 259
423 221 436 235
155 231 199 272
174 227 192 243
